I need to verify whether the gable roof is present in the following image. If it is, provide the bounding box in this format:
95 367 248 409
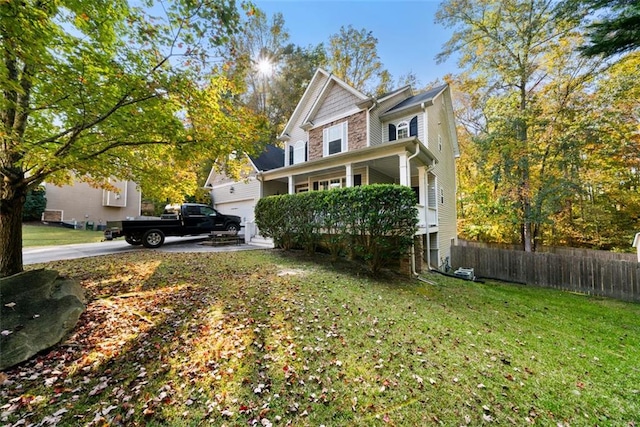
248 144 284 172
279 68 331 140
301 73 369 127
380 84 449 118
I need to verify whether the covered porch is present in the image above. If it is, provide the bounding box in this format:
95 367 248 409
258 138 440 235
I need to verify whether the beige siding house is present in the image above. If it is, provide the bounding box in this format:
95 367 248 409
208 68 460 269
43 179 141 228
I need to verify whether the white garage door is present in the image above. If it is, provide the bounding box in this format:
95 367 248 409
215 199 256 225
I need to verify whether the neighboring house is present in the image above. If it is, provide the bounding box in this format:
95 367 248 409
204 144 285 225
206 68 460 269
43 179 141 228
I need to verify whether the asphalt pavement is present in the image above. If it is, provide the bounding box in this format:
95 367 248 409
23 236 268 265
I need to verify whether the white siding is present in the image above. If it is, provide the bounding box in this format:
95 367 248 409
211 179 260 205
426 91 458 261
368 168 395 184
382 113 424 142
368 93 410 146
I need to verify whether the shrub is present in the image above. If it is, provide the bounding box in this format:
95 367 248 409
255 185 418 272
23 186 47 221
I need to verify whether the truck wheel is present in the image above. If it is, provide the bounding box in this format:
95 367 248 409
225 223 240 235
142 229 165 248
125 235 143 246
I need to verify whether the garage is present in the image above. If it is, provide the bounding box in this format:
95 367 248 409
215 199 256 225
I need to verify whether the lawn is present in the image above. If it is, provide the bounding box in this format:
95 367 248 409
2 250 639 426
22 223 105 247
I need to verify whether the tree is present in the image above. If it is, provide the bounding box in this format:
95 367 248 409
436 0 601 251
327 25 389 94
22 186 46 222
268 44 326 135
0 0 264 277
577 0 640 57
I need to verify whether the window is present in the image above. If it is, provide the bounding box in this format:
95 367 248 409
388 116 418 142
397 121 409 139
314 176 346 191
440 187 444 204
323 122 348 156
438 134 442 152
293 140 306 164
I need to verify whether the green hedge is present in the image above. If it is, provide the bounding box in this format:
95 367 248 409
255 184 418 272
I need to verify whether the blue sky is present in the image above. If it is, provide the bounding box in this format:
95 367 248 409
252 0 460 88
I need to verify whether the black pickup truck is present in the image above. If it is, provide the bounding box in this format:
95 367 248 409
104 203 242 248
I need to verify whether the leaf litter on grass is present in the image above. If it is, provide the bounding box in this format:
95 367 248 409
1 250 639 426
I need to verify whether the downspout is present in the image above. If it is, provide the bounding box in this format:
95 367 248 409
407 141 421 277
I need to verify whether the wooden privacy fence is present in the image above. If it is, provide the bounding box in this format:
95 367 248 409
451 244 640 302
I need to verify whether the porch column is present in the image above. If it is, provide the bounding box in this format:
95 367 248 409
345 163 353 187
288 175 294 194
417 166 427 206
398 152 409 186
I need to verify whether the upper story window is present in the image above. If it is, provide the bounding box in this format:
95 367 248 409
289 141 308 165
397 121 409 139
388 116 418 141
323 122 348 156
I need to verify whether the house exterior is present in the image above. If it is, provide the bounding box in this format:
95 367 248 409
43 179 141 228
204 144 285 226
207 68 460 269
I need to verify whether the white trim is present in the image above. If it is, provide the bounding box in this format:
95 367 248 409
304 106 361 130
302 75 368 127
323 121 348 157
293 140 306 164
280 68 331 139
209 178 256 190
377 85 412 103
262 138 436 181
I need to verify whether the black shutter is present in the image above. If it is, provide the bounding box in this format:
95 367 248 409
305 141 308 161
354 174 362 186
409 116 418 137
289 145 293 165
389 124 396 141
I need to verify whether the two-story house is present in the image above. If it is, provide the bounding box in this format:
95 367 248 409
206 68 459 269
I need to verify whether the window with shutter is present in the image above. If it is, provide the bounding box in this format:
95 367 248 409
409 116 418 137
397 121 409 139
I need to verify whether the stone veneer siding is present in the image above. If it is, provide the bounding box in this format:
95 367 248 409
308 111 367 161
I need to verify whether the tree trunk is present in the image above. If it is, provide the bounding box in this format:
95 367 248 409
0 186 26 278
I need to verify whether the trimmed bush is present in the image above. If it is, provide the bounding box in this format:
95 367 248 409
255 184 418 272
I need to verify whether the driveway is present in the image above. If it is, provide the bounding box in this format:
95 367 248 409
23 236 270 265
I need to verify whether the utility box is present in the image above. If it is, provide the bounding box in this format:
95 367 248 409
454 267 475 281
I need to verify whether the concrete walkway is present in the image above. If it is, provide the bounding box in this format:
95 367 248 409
23 236 268 265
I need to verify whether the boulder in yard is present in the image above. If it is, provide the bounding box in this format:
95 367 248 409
0 269 86 371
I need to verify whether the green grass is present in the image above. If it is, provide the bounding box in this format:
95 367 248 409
2 250 639 426
22 223 105 247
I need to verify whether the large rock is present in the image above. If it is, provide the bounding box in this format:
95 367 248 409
0 269 86 371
